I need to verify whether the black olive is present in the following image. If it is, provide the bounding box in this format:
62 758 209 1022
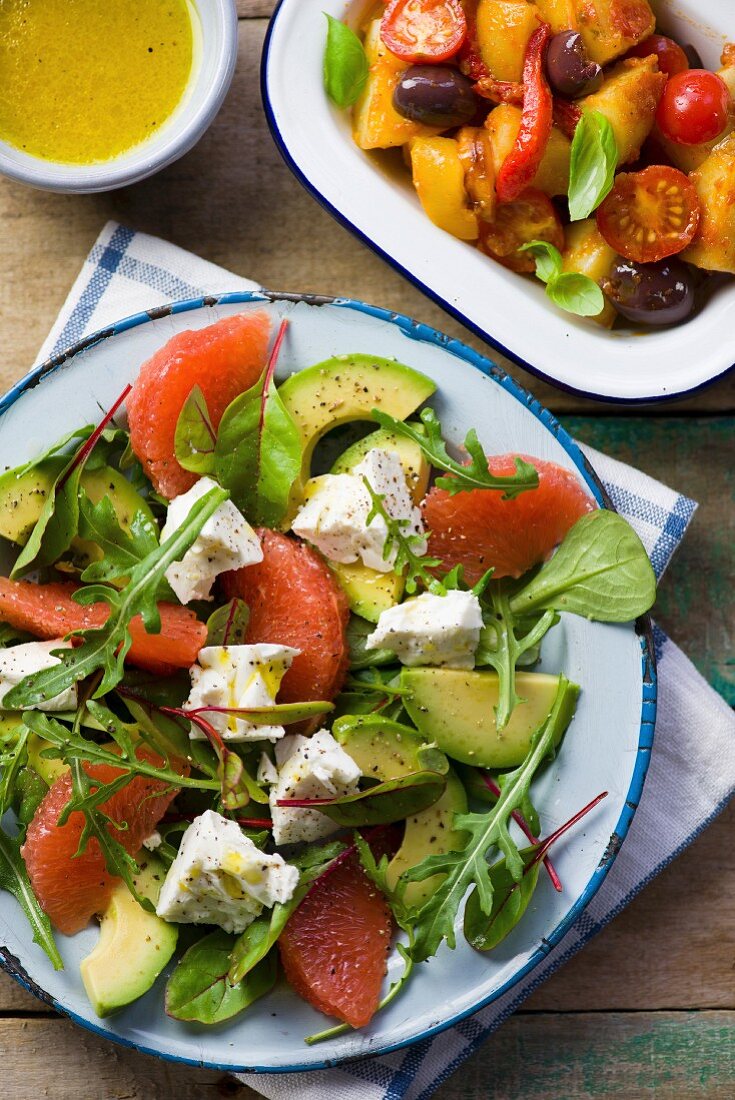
545 31 603 98
602 258 696 326
393 65 478 128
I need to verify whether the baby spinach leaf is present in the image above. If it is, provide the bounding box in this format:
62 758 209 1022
214 357 302 527
509 510 656 621
174 385 217 475
402 677 578 962
323 14 369 108
0 826 63 971
568 110 617 222
78 492 159 583
206 598 250 647
347 615 395 669
372 407 539 498
166 930 277 1024
5 484 227 708
277 770 446 827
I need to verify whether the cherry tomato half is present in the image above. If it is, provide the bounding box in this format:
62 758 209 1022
656 69 731 145
381 0 467 64
625 34 688 77
596 166 700 263
478 189 564 273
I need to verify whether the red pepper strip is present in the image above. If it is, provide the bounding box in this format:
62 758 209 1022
553 96 582 140
495 22 553 204
473 77 524 105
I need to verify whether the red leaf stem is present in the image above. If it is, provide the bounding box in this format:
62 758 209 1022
258 318 289 436
58 383 132 489
481 771 562 891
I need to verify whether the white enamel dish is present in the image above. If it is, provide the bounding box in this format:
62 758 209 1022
0 293 656 1072
263 1 735 402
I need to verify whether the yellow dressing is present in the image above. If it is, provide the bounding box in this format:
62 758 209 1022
0 0 194 164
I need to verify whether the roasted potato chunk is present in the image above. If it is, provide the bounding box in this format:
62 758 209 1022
410 137 479 240
476 0 538 82
535 0 654 65
561 219 619 327
485 104 571 196
579 56 665 165
681 133 735 274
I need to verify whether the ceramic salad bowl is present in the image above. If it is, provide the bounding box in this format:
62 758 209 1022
0 292 655 1071
262 1 734 402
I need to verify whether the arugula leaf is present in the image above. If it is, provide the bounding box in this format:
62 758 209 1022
402 677 578 962
5 484 228 708
9 426 93 479
0 826 63 970
568 110 617 222
520 241 605 318
475 584 558 729
276 770 447 827
206 598 250 647
11 766 48 832
228 839 345 984
166 930 277 1024
509 510 657 621
323 14 368 108
0 723 29 816
372 408 539 498
362 477 444 595
174 384 217 475
214 326 302 527
78 491 159 583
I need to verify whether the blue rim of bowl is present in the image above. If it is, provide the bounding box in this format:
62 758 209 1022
0 0 239 194
260 1 734 406
0 290 657 1073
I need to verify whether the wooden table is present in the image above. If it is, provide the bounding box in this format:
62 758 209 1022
1 5 733 1097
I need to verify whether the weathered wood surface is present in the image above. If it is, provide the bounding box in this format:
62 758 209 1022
0 8 733 1100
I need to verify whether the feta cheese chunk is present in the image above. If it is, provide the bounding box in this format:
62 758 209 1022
366 590 483 669
291 448 425 573
161 476 262 604
0 640 77 712
269 729 361 845
186 644 299 742
156 810 299 934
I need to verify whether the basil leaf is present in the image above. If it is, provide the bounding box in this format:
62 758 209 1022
166 930 277 1024
214 374 302 528
206 598 250 646
519 241 562 285
568 110 617 222
546 272 605 317
509 510 656 622
323 14 368 108
0 826 63 971
174 384 217 475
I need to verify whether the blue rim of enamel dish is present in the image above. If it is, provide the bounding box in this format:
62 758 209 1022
259 1 734 406
0 290 657 1073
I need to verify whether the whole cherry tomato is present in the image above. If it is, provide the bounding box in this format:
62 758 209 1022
596 166 700 263
656 69 731 145
381 0 467 64
625 34 689 77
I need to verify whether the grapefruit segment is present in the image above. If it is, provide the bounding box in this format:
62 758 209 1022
0 578 206 675
279 845 393 1028
21 749 187 936
126 311 272 499
222 530 350 707
423 455 595 583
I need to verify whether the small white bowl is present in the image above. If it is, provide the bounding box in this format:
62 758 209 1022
263 0 735 402
0 0 238 194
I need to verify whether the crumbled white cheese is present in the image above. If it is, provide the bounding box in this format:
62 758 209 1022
186 644 299 742
0 640 77 712
257 751 279 785
291 448 425 572
143 831 162 852
161 476 262 603
155 810 299 934
366 590 483 669
269 729 362 845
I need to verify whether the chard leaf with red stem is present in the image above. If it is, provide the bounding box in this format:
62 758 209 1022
174 384 218 475
276 770 446 827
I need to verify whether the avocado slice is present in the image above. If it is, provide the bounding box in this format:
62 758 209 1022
80 852 178 1018
324 426 431 623
27 733 68 786
0 459 156 569
401 669 576 768
279 354 435 497
334 714 467 906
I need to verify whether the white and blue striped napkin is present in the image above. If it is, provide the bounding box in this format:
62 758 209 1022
36 221 735 1100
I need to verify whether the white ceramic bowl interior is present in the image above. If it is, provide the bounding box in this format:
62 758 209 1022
0 293 655 1071
263 0 735 402
0 0 238 194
